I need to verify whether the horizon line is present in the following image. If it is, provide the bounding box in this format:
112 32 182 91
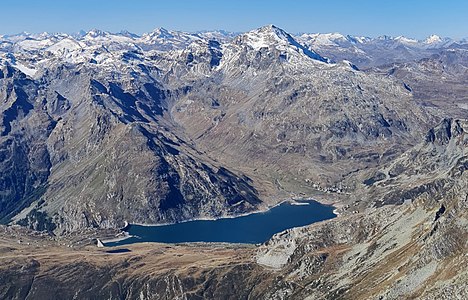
0 24 466 41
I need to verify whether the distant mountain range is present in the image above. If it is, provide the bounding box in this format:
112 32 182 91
1 27 466 67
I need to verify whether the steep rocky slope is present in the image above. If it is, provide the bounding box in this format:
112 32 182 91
0 61 261 233
369 49 468 119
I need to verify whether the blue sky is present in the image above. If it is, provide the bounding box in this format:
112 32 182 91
1 0 467 38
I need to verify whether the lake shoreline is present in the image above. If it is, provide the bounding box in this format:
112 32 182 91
129 198 335 227
101 232 134 244
102 197 336 246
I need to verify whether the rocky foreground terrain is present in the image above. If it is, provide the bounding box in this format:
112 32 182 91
0 25 467 299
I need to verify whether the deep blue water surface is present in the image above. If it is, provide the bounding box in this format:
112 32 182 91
105 200 335 246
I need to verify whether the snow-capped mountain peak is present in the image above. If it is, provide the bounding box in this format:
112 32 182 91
394 36 419 44
146 27 174 39
238 25 298 49
196 30 237 43
139 28 203 50
234 25 328 63
118 30 139 39
85 29 109 39
297 32 370 48
347 35 372 44
424 34 442 44
305 33 347 46
238 24 294 50
258 24 290 38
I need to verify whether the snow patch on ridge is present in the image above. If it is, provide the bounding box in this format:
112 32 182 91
46 38 83 53
13 62 37 77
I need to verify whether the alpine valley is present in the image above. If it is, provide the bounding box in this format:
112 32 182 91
0 25 466 299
